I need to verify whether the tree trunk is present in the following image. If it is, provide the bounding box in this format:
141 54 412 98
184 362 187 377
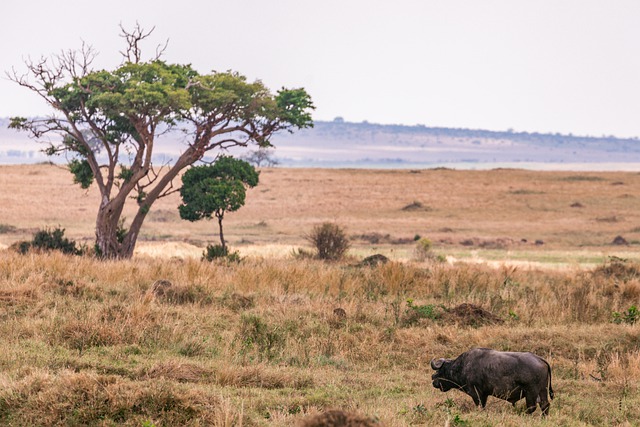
119 225 140 259
95 200 151 259
95 199 125 259
216 211 226 252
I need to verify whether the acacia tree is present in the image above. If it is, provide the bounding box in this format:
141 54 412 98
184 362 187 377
8 25 314 258
179 156 259 253
242 147 279 167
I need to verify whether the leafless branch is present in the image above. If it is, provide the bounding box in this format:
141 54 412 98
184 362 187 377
118 22 167 63
58 41 96 79
155 160 183 199
158 178 179 199
155 38 169 61
6 58 63 108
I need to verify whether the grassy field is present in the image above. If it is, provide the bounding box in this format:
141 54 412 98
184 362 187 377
0 164 639 425
1 164 639 265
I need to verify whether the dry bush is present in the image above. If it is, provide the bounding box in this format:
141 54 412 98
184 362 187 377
47 298 172 352
593 258 640 282
440 303 505 327
356 254 390 267
213 364 313 389
413 237 435 261
218 291 255 311
143 361 213 383
306 222 350 261
156 283 214 305
0 370 230 426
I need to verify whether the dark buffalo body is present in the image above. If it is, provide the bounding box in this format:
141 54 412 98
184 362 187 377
431 348 554 415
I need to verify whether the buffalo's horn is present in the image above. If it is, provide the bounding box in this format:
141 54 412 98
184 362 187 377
431 358 445 370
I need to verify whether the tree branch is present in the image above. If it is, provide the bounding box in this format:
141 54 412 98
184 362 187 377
118 23 167 64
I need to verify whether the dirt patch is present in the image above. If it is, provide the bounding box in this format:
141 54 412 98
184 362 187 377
401 201 433 212
612 235 629 246
440 303 504 327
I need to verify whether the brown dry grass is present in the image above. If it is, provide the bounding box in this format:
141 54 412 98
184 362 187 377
0 251 638 425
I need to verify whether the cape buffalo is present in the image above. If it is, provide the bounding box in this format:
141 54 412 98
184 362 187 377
431 347 554 415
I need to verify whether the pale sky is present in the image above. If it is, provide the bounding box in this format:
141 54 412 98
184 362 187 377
1 0 640 138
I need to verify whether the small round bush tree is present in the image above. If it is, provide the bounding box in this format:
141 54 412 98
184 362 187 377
179 156 259 255
306 223 350 261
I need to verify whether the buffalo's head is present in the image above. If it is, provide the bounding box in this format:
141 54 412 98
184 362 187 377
431 358 455 392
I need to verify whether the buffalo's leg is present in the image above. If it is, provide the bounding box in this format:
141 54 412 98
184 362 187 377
539 392 550 416
468 388 487 408
480 394 489 408
525 393 538 414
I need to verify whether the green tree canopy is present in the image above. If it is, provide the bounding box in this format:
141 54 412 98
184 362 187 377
8 25 314 258
179 156 259 251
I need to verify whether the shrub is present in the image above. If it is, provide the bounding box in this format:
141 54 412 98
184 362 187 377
203 244 228 260
306 222 350 261
593 257 640 282
15 227 83 255
402 298 442 326
414 237 435 261
612 305 639 325
239 314 285 361
33 227 82 255
202 244 240 263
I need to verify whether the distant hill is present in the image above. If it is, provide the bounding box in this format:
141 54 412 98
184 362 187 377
1 117 639 169
270 120 640 169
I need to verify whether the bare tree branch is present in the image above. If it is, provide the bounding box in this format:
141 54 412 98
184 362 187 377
59 42 96 79
118 23 167 63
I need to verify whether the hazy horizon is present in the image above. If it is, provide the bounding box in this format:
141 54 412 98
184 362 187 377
2 117 639 170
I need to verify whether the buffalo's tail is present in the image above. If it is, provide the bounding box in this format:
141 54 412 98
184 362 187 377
546 359 554 400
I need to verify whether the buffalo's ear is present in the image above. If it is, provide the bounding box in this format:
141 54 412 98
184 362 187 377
431 358 446 370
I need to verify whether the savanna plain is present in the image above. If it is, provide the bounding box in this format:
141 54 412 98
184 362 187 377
0 164 639 426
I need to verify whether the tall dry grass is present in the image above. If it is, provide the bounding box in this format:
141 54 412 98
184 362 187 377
0 250 638 425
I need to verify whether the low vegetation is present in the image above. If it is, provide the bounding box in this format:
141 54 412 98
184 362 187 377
11 226 84 256
305 222 350 261
0 251 638 425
